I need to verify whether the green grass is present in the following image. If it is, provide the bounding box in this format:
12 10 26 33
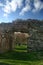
0 45 43 65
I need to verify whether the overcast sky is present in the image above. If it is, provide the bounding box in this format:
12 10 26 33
0 0 43 23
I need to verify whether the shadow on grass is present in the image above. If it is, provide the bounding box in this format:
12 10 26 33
15 47 27 50
0 50 43 61
0 62 9 65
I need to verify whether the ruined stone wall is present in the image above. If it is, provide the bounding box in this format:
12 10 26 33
0 32 14 53
27 28 43 52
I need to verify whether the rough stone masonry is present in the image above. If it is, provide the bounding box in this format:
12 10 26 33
27 27 43 52
0 31 14 53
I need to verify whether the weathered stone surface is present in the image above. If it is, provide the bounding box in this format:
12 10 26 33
0 32 14 53
27 28 43 52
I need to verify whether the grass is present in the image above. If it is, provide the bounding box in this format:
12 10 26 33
0 45 43 65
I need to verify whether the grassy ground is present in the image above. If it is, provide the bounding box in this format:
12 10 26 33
0 45 43 65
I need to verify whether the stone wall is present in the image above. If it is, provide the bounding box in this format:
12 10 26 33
27 28 43 52
0 32 14 53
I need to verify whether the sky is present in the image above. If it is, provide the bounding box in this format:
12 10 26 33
0 0 43 23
